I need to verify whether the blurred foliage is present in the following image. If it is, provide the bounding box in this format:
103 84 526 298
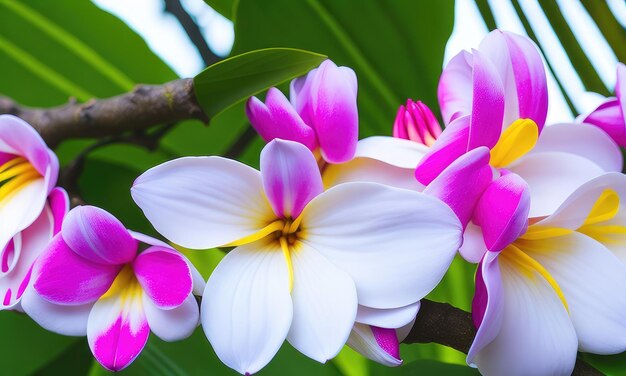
1 0 623 374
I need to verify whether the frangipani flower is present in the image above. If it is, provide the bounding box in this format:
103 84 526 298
0 115 67 309
22 206 202 372
246 59 358 163
393 99 442 146
416 30 622 224
580 62 626 147
131 139 463 374
467 172 626 375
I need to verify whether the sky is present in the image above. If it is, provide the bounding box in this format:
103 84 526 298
93 0 625 125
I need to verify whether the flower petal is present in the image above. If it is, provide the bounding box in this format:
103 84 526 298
582 98 626 147
301 182 462 309
62 206 137 265
132 156 275 249
133 247 192 309
414 115 471 185
21 285 92 336
474 173 530 252
348 323 402 367
356 302 420 329
352 136 429 169
303 60 359 163
260 139 323 218
423 147 493 228
509 152 604 218
143 293 199 342
287 242 357 362
438 51 473 124
34 235 121 305
519 232 626 354
246 88 317 150
470 252 577 376
459 222 488 263
201 240 293 374
0 205 54 308
88 290 149 372
48 187 69 235
531 123 622 172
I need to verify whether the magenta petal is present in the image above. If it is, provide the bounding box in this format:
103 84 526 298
415 115 471 185
62 206 137 265
48 187 69 235
133 247 192 309
503 32 548 131
260 139 324 218
246 88 317 150
584 98 626 147
305 60 359 163
34 235 121 305
371 326 401 361
467 50 505 150
423 147 493 228
474 173 530 252
467 253 504 365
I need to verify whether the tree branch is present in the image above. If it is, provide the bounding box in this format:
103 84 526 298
0 78 208 148
403 299 601 376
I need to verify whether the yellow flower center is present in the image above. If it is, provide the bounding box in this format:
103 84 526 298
224 216 304 292
100 264 143 305
490 118 539 168
0 157 41 203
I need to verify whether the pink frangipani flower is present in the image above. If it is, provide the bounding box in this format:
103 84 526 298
246 59 358 163
23 206 203 372
393 99 442 146
131 139 463 374
0 115 68 310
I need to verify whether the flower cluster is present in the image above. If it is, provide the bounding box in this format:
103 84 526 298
1 29 626 376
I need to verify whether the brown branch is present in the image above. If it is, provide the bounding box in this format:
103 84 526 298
403 299 601 376
0 78 208 148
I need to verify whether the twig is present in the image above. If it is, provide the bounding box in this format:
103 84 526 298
404 299 602 376
164 0 221 67
0 78 207 148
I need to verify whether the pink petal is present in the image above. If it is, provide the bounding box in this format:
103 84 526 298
423 147 493 228
88 292 149 372
133 247 193 309
371 326 401 361
301 60 359 163
582 98 626 147
48 187 69 235
467 50 505 150
474 172 530 252
260 139 323 218
616 62 625 125
62 206 137 265
414 115 471 185
246 88 317 150
34 235 121 305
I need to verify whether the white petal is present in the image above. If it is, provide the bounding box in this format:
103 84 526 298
201 240 293 374
459 222 488 264
21 285 92 336
532 123 622 172
287 242 357 362
356 302 420 328
520 232 626 354
143 293 199 342
132 157 275 249
509 152 604 218
347 323 402 367
323 158 423 191
301 182 462 309
0 178 47 249
352 136 429 169
472 253 577 376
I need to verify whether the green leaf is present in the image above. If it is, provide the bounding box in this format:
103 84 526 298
203 0 236 20
232 0 455 137
371 359 479 376
582 352 626 376
193 48 327 119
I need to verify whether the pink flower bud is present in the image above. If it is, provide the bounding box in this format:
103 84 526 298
393 100 442 146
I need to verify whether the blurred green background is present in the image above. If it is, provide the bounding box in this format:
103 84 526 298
0 0 623 374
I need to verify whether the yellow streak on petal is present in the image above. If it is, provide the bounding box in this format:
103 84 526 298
490 118 539 168
519 226 572 241
223 220 284 247
279 237 294 292
578 189 626 246
583 189 620 226
501 244 568 311
101 264 138 301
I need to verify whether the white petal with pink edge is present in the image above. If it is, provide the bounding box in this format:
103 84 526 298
201 240 293 374
347 323 402 367
132 156 275 250
301 182 462 309
286 242 357 363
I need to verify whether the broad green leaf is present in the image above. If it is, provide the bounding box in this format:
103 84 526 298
232 0 455 137
582 352 626 376
193 48 327 119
